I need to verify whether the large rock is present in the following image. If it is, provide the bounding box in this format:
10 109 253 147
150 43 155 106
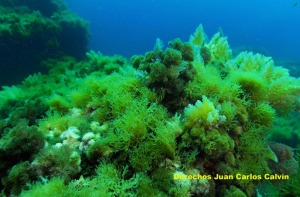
0 0 89 86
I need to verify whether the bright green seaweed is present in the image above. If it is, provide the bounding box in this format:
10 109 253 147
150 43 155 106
0 23 300 197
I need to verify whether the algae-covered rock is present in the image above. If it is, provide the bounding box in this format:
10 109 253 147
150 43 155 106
0 23 299 196
0 0 89 86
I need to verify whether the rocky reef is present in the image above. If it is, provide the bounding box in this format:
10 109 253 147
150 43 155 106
0 22 300 196
0 0 89 86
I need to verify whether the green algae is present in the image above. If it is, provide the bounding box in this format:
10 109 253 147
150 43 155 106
0 24 299 196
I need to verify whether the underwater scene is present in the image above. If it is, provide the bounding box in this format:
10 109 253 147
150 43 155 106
0 0 300 196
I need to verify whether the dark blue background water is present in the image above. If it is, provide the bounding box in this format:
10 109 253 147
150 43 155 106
65 0 300 62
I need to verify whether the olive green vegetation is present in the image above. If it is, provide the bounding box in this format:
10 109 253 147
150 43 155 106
270 112 300 148
0 24 300 196
0 0 89 86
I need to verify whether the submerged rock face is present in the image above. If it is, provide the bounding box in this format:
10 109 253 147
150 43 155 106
0 0 89 86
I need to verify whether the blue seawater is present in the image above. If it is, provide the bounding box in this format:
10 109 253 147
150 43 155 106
65 0 300 63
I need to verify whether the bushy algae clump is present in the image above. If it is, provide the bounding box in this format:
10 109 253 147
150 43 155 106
0 24 300 196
